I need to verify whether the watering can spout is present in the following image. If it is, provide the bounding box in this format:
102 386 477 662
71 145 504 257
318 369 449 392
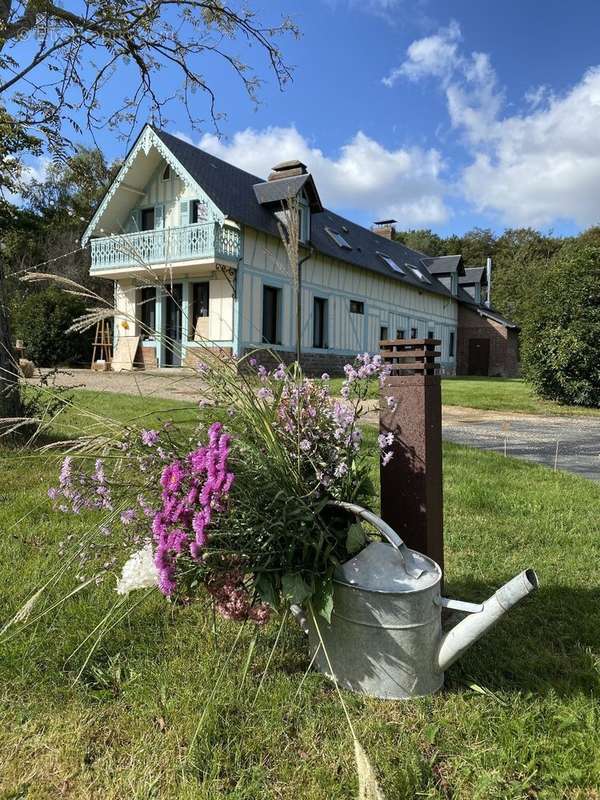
436 569 539 673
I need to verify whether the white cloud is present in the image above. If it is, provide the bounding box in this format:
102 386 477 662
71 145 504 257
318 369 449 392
463 68 600 227
383 20 461 86
193 126 449 226
385 22 600 228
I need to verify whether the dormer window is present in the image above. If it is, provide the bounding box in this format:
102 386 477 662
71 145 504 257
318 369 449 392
377 252 405 274
325 227 351 250
298 199 310 243
162 165 171 181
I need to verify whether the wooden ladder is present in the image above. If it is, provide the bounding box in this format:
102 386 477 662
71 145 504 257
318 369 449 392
91 319 113 370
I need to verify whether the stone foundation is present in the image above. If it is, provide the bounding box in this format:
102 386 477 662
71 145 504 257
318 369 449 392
184 346 233 368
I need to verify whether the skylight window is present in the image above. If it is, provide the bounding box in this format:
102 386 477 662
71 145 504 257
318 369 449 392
407 264 432 283
377 252 405 274
325 226 351 249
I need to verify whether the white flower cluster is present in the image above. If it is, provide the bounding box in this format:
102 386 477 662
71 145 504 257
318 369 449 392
116 543 159 595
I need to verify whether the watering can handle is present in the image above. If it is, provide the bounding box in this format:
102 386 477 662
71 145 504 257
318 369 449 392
328 501 424 578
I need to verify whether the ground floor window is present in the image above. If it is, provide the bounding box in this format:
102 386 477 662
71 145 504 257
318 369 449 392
262 285 281 345
411 327 418 339
140 287 156 338
396 328 405 340
380 326 389 342
428 329 435 340
449 331 455 358
192 281 210 339
313 297 328 349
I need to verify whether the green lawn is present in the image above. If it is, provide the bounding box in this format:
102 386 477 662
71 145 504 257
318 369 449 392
1 392 599 798
329 376 600 417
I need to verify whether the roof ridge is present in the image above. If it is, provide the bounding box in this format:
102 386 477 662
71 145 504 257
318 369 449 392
151 126 267 184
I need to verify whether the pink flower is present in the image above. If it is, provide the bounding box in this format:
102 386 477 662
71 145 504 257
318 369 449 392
141 429 159 446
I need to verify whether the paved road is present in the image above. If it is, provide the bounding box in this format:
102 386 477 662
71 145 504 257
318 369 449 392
25 369 600 482
440 406 600 482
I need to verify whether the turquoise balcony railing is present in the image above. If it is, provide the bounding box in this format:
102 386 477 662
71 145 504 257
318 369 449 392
90 222 241 271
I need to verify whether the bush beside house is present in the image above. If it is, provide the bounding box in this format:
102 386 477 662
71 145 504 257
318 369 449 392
15 288 93 367
521 244 600 408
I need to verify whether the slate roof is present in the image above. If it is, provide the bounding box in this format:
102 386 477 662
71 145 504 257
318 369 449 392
421 255 463 275
460 266 486 285
152 127 453 298
253 173 322 211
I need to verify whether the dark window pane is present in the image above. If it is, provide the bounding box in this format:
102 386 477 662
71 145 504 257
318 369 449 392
411 327 418 339
396 329 405 340
262 286 280 345
350 300 364 314
380 326 388 342
428 330 435 340
140 287 156 338
141 207 154 231
449 331 455 357
313 297 328 348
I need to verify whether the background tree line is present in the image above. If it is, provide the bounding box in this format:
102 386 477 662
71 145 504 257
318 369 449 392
395 227 600 407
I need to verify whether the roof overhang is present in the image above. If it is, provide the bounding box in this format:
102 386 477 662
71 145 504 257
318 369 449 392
253 173 323 212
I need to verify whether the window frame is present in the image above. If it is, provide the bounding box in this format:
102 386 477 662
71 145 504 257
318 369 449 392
449 331 455 358
139 287 157 339
262 285 282 346
380 326 389 343
407 264 432 284
140 207 155 231
324 226 352 250
350 299 364 315
377 252 405 274
313 296 328 349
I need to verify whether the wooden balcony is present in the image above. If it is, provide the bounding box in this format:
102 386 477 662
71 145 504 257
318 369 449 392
90 221 241 272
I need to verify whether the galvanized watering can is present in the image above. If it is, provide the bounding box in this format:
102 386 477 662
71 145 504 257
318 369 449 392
293 502 538 700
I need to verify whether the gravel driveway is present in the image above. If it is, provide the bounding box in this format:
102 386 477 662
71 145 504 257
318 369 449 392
26 369 600 482
441 406 600 482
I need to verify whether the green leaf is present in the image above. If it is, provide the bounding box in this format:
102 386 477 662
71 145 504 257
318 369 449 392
346 522 366 555
255 573 278 609
312 577 334 623
281 573 312 606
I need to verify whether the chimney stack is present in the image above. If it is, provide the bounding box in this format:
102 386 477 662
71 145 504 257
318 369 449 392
268 159 308 182
372 219 397 240
485 256 492 308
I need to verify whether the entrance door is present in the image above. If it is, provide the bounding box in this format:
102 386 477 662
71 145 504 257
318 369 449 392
468 338 490 376
164 284 183 366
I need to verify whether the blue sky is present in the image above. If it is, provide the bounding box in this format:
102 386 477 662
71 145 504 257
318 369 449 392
16 0 600 235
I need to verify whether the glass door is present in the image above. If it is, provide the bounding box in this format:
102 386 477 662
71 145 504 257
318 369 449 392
164 284 183 366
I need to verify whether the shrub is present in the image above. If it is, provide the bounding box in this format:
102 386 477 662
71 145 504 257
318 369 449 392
15 288 93 367
522 244 600 407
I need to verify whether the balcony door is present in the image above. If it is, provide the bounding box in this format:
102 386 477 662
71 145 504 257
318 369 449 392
164 284 183 366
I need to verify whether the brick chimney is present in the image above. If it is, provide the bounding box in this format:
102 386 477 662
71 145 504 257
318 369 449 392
268 160 308 181
372 219 397 240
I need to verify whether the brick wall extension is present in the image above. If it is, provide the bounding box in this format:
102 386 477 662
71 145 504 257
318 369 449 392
456 305 520 377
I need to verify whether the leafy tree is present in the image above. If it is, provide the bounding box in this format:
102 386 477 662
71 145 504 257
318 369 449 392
14 288 93 367
0 1 298 157
14 146 118 293
521 243 600 407
458 228 496 266
394 228 445 256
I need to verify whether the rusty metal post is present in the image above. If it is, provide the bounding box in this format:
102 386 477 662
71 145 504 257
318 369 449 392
379 338 444 572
